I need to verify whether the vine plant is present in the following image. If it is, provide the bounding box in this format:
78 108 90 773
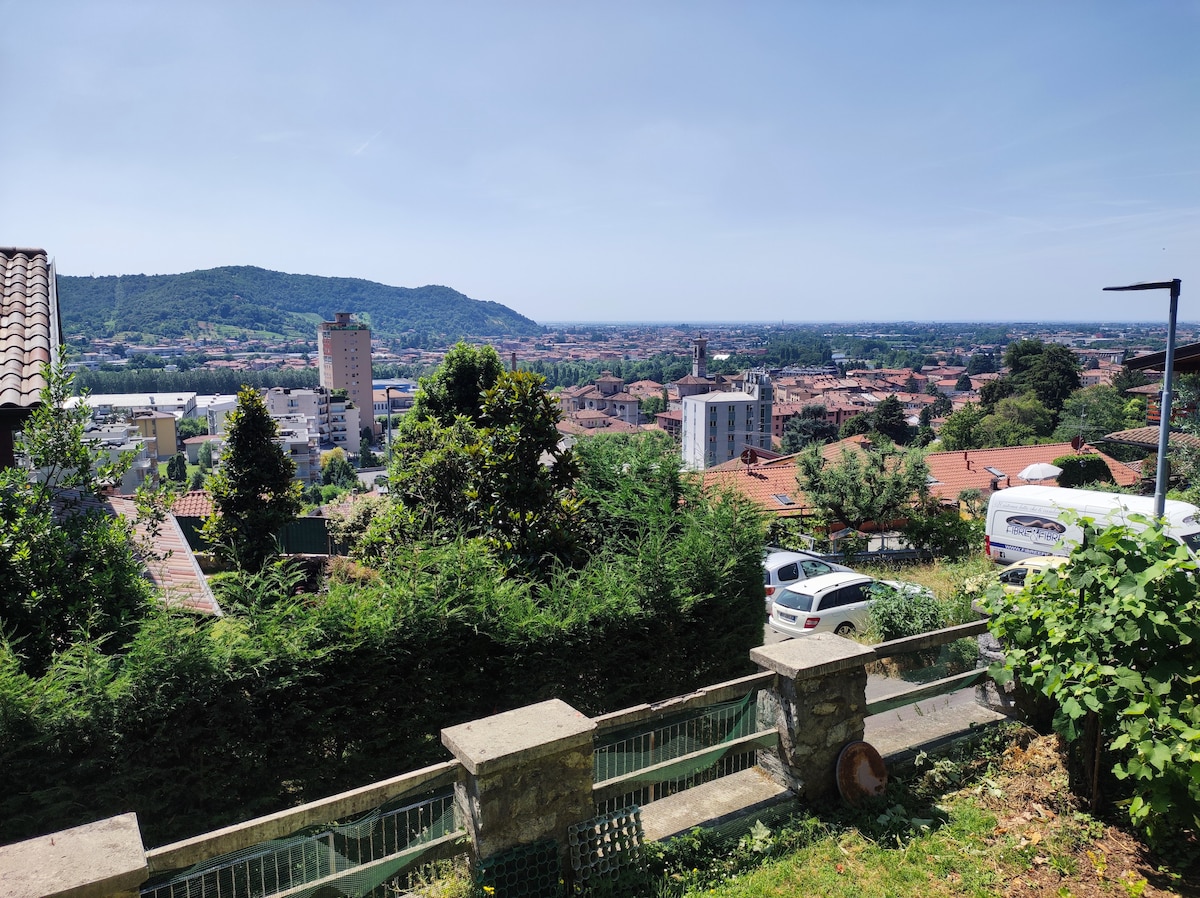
983 514 1200 841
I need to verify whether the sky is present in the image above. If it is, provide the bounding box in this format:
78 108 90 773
3 2 1200 324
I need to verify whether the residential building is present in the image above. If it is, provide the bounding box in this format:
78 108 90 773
681 370 773 470
263 386 361 452
133 410 178 459
318 312 372 412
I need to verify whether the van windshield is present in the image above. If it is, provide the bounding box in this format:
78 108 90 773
1181 532 1200 554
774 590 813 612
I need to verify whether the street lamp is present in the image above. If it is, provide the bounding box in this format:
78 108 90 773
385 385 399 454
1103 279 1182 518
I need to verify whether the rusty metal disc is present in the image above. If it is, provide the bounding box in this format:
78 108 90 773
836 740 887 805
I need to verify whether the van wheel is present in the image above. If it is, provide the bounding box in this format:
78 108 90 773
835 622 855 637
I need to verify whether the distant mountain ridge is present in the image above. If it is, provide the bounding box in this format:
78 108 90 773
56 265 541 343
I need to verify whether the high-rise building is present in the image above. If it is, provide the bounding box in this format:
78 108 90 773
681 369 773 470
318 312 372 412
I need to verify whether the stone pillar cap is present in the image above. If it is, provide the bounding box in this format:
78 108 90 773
752 633 876 680
0 812 147 898
442 698 595 776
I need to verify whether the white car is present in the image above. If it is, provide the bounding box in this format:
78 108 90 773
768 571 930 639
762 550 854 613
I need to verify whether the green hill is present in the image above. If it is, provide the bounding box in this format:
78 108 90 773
56 266 541 343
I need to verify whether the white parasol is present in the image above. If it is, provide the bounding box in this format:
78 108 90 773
1017 462 1063 482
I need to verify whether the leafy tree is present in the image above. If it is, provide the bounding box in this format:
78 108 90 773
979 377 1016 413
992 392 1053 437
176 417 208 440
975 413 1035 448
1003 339 1081 413
780 405 838 453
1052 385 1135 445
0 362 152 674
383 363 581 569
1111 365 1152 395
166 452 188 482
639 394 667 417
839 413 872 438
967 352 997 375
409 341 505 425
954 373 973 392
938 402 985 451
321 448 358 488
985 519 1200 841
871 395 911 444
796 443 929 540
202 386 301 571
198 439 214 471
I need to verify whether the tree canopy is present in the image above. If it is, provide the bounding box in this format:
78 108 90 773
796 443 929 538
203 386 301 570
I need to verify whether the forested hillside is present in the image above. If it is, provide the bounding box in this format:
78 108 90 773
57 266 541 343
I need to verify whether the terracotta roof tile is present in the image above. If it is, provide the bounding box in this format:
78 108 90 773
0 248 60 409
924 442 1139 500
172 490 214 517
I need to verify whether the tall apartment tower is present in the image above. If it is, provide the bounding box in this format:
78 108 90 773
318 312 372 412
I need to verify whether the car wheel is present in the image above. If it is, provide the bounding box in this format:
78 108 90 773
834 622 855 637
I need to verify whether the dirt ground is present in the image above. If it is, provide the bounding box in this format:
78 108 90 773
960 732 1198 897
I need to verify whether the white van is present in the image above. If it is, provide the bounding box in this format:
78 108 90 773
985 485 1200 564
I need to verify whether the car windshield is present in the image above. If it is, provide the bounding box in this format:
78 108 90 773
774 589 814 612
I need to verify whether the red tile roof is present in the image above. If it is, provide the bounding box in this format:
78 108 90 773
172 490 214 517
924 442 1139 500
0 248 60 409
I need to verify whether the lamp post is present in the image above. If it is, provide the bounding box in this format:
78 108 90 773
385 386 398 455
1103 279 1182 518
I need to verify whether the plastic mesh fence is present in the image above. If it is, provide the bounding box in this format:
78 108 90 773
593 690 772 814
476 839 563 898
567 807 643 891
140 788 462 898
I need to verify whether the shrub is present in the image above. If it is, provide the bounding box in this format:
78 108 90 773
1052 454 1114 488
869 585 946 642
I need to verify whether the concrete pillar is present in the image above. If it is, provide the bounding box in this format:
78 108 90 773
441 699 596 864
0 812 148 898
751 634 875 798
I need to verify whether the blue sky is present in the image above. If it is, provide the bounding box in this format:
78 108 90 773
3 2 1199 323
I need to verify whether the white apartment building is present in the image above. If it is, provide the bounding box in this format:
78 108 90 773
681 370 773 470
263 387 361 453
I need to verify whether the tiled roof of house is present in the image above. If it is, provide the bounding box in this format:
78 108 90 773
172 490 214 517
1101 426 1200 451
702 457 812 518
109 496 221 616
0 248 59 409
924 442 1140 501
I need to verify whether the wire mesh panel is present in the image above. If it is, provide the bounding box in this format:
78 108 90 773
593 691 767 815
476 839 563 898
141 789 461 898
567 807 643 892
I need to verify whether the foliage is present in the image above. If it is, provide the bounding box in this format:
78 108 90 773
409 341 504 425
872 395 911 444
868 585 946 642
780 405 838 453
166 452 188 482
0 363 153 675
58 266 540 344
901 507 984 561
955 372 973 391
1002 339 1082 414
1052 384 1140 446
320 448 358 488
796 444 929 540
984 517 1200 841
991 392 1053 438
1052 454 1115 488
176 416 208 440
967 352 997 375
385 363 581 569
937 402 985 451
1111 364 1153 395
202 386 301 570
197 439 214 471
